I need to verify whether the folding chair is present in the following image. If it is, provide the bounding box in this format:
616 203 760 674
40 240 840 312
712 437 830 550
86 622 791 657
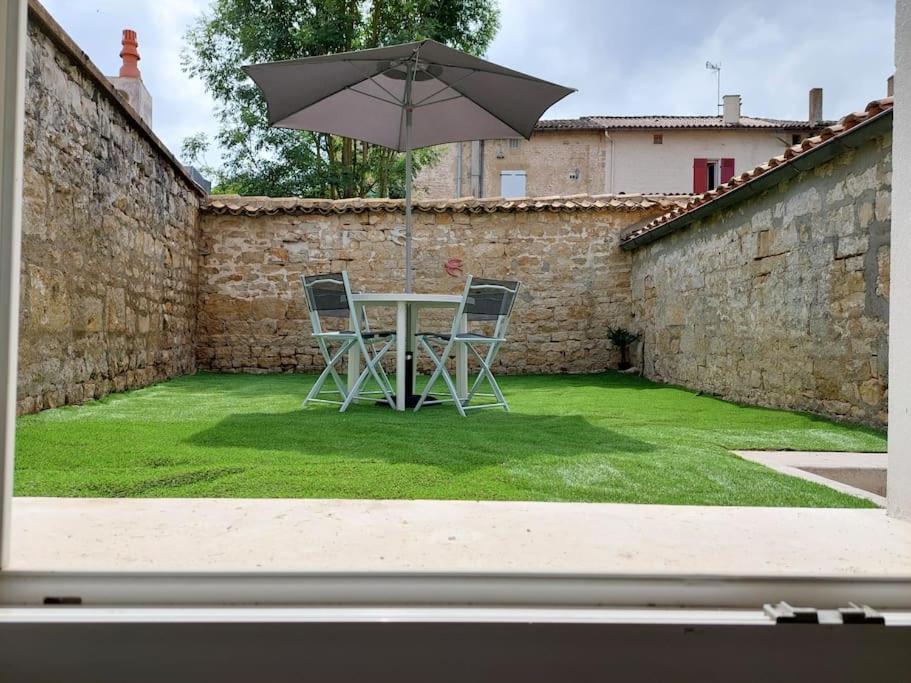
300 272 396 411
414 276 520 416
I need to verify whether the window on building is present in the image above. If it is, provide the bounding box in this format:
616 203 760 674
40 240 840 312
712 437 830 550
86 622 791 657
499 170 527 198
707 160 719 190
508 138 520 149
693 158 735 192
653 134 663 144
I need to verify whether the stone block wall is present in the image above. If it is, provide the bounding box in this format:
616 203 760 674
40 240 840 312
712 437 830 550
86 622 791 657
16 6 202 414
196 201 669 375
629 132 891 425
415 132 607 199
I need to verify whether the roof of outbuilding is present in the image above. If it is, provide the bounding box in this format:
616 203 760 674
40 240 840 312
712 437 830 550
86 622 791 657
620 97 894 249
203 193 692 217
534 115 828 132
533 118 607 131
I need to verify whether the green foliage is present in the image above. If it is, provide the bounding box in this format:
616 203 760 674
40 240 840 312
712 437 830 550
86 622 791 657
180 132 210 167
15 372 882 506
607 326 639 349
181 0 500 197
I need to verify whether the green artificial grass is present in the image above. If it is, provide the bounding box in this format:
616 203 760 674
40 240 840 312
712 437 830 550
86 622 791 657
14 372 885 506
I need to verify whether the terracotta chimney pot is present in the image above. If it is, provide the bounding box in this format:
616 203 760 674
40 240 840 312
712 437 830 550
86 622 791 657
119 29 141 79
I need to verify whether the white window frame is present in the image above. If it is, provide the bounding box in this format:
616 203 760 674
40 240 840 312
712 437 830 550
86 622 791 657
499 169 526 198
0 0 25 572
0 0 910 650
706 159 721 190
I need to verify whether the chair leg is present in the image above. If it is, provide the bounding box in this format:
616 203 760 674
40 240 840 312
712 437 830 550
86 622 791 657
466 342 509 411
366 337 397 409
303 367 333 406
415 337 465 416
414 338 445 411
318 336 349 397
303 338 354 407
373 346 395 395
438 358 467 417
340 336 396 412
466 370 487 402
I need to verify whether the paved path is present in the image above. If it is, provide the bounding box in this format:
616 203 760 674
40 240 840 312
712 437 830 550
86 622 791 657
9 497 911 575
735 450 887 506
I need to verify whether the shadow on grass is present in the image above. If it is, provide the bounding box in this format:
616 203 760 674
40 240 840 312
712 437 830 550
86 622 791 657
184 408 654 473
161 370 671 397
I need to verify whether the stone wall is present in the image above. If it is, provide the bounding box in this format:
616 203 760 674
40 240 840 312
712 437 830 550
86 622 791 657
196 199 672 374
481 132 607 198
17 5 202 413
629 131 891 425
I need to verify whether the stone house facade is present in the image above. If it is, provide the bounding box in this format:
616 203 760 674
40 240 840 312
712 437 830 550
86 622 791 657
416 95 827 199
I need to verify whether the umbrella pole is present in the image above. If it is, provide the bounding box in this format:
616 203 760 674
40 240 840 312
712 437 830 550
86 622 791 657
404 116 413 293
403 59 414 294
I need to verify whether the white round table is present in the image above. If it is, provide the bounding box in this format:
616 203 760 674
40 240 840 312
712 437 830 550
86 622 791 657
349 293 467 411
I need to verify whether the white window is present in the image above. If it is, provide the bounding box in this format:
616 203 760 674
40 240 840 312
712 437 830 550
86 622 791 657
499 170 526 198
707 160 720 190
508 138 520 149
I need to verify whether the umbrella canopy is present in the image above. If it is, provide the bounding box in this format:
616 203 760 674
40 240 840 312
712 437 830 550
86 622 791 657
243 39 574 290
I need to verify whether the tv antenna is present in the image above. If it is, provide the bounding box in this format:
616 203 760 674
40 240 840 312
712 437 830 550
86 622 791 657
705 61 721 114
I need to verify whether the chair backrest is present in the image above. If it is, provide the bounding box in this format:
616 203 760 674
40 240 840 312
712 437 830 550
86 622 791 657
452 275 521 338
300 272 354 334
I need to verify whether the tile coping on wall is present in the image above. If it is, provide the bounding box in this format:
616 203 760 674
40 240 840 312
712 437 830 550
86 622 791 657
203 193 693 216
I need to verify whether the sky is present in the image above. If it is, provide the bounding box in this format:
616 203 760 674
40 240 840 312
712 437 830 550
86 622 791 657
41 0 895 168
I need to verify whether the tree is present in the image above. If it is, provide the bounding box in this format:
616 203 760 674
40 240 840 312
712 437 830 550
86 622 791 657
182 0 500 198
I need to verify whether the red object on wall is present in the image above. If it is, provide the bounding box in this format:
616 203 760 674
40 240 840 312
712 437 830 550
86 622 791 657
444 258 464 277
693 158 708 193
721 158 735 184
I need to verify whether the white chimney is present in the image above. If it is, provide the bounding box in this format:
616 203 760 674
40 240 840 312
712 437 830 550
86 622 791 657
722 95 741 124
808 88 823 125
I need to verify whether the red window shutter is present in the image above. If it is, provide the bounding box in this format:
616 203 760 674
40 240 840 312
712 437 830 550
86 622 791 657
721 158 735 184
693 158 708 193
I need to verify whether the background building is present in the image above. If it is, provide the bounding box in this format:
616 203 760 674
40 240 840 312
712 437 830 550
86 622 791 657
416 91 828 198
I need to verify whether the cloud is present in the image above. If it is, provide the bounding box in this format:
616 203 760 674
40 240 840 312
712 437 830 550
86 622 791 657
38 0 894 167
486 0 893 121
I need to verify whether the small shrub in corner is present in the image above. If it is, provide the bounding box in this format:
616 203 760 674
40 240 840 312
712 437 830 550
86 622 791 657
607 327 640 370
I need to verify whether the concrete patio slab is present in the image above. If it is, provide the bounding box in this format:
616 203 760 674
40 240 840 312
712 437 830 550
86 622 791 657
9 497 911 576
735 451 887 506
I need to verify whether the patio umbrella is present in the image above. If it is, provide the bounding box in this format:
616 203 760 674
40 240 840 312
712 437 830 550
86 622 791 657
243 40 574 292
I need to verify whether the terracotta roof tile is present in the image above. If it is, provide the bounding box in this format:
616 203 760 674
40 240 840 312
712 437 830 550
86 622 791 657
535 115 829 132
203 193 692 217
620 97 894 248
533 118 607 131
